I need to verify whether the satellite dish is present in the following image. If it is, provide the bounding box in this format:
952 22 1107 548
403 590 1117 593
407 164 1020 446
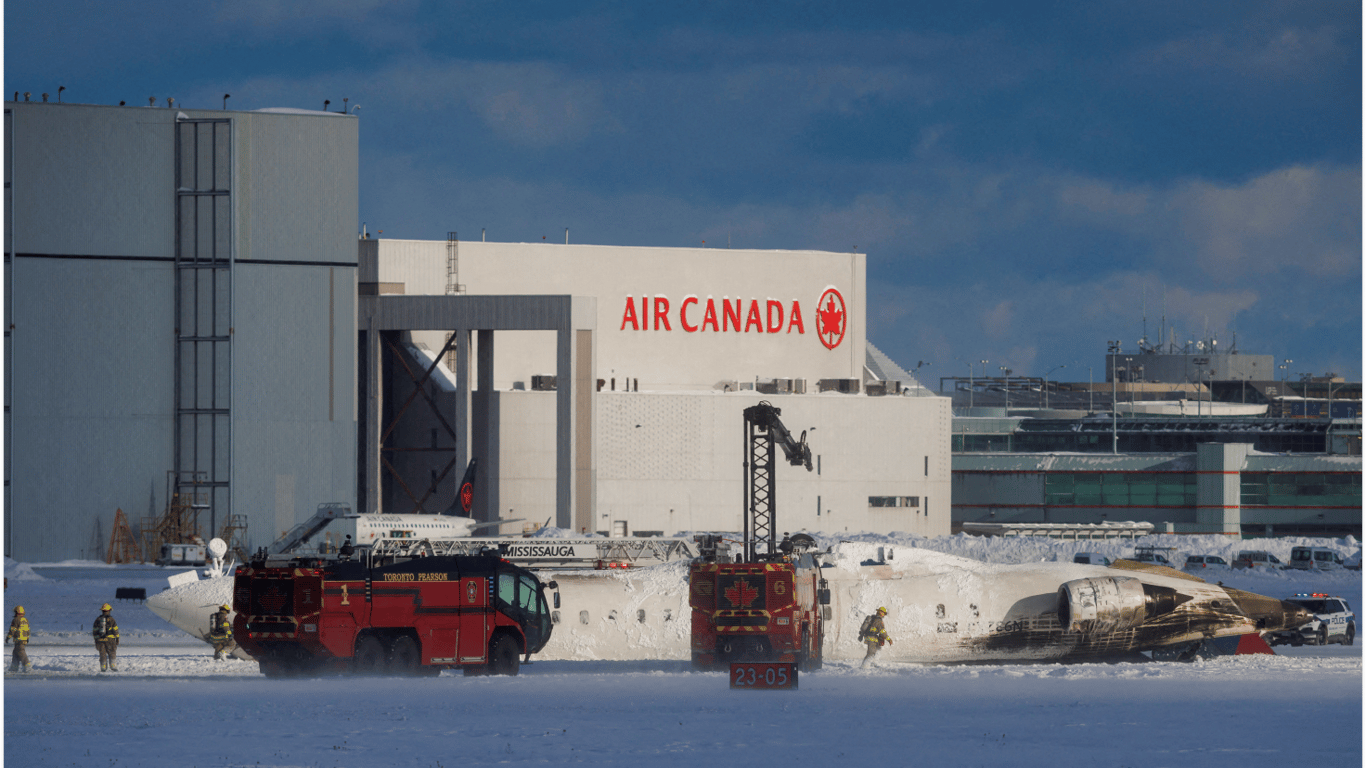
208 538 228 559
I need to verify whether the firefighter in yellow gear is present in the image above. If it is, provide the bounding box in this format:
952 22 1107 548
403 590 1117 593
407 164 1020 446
208 604 236 660
7 606 31 672
93 603 120 672
860 606 892 668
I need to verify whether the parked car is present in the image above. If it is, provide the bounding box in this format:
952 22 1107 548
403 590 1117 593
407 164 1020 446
1266 593 1356 647
1288 546 1345 571
1232 550 1284 570
1183 554 1229 571
1073 552 1113 566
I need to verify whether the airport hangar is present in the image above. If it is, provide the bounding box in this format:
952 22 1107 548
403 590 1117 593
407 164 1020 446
4 100 951 563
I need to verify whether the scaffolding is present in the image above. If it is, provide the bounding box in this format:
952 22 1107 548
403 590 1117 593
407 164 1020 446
141 471 210 558
215 513 250 562
105 508 143 564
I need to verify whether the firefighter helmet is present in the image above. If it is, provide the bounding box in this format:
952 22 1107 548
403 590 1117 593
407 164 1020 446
877 606 888 615
220 604 231 612
101 603 112 612
13 606 22 615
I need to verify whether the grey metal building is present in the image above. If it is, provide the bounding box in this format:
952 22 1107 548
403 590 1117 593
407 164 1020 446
5 102 358 562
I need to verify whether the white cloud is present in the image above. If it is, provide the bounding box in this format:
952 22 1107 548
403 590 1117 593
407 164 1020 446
1171 165 1361 279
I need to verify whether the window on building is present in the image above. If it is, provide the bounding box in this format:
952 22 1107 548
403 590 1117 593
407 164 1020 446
1043 472 1195 506
868 496 920 509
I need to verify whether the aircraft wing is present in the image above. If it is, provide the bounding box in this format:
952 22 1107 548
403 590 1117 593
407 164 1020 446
467 518 527 534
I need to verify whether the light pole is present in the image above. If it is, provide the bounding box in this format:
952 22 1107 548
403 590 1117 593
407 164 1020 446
1000 366 1012 413
966 361 974 409
979 359 989 409
1044 365 1065 409
1087 366 1094 413
1279 359 1293 417
1107 341 1121 453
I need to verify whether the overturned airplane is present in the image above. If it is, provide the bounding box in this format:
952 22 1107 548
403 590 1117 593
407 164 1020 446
147 540 1312 665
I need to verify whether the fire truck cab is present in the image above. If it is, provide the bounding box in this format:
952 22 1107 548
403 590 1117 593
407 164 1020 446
689 545 828 670
234 550 555 677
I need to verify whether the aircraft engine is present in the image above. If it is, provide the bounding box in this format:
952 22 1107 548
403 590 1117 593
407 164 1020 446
1057 576 1150 634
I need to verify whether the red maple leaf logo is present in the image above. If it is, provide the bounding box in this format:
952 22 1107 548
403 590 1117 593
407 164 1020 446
460 481 474 513
816 288 846 350
723 578 760 608
257 585 289 614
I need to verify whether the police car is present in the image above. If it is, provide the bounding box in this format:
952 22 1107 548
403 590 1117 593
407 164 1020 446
1266 593 1356 647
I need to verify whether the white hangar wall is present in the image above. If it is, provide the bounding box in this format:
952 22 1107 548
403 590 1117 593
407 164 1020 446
361 239 866 390
5 102 358 562
485 390 951 537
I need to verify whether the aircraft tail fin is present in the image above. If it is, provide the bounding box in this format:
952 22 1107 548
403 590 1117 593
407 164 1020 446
443 459 478 517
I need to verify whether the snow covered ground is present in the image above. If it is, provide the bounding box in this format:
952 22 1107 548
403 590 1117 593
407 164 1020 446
4 532 1361 767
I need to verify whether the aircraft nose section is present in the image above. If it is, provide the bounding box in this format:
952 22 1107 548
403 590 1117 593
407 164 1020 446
144 589 175 623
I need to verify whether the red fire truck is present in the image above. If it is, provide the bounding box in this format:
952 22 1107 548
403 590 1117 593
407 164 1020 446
233 549 556 677
689 402 830 671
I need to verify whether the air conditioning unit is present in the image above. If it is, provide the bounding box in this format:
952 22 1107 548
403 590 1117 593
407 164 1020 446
757 378 795 395
817 378 860 394
866 381 903 397
531 375 557 391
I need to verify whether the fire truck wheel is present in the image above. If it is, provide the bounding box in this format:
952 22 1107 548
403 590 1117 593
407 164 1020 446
353 634 385 675
798 627 812 672
489 634 520 676
388 635 421 675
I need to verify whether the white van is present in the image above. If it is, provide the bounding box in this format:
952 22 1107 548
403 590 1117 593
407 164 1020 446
1073 552 1112 566
1288 546 1344 571
1232 550 1283 570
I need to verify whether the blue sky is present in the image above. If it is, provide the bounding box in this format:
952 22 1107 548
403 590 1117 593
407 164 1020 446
6 1 1360 383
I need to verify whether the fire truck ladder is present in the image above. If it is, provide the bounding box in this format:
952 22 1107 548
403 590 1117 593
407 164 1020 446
368 536 699 567
741 402 813 563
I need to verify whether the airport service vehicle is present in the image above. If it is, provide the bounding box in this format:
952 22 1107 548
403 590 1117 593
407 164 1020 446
689 402 829 671
155 542 207 567
1073 553 1112 566
1288 546 1345 572
1266 594 1356 647
1129 547 1174 566
233 548 556 677
1232 551 1283 570
1183 555 1229 571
